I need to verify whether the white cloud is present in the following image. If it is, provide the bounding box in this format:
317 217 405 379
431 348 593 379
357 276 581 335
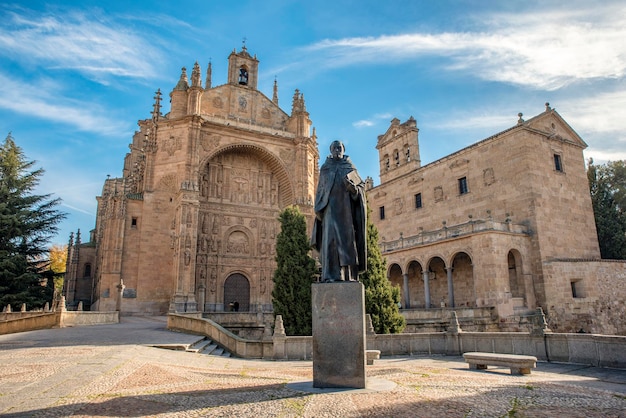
305 3 626 90
0 8 163 82
352 112 394 129
0 72 130 136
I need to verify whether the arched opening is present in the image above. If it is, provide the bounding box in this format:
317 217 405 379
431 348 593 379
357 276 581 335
238 66 249 85
223 273 250 312
407 260 422 309
508 250 524 299
426 256 446 308
451 252 474 307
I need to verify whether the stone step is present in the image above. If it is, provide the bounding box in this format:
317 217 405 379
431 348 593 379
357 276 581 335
187 338 214 353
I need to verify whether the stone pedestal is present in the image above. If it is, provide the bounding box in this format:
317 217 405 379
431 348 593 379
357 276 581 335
312 281 366 389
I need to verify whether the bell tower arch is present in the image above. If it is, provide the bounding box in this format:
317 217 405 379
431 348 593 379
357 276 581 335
227 44 259 89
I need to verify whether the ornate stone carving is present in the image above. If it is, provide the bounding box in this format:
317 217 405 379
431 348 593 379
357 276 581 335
158 174 178 193
434 186 444 202
393 197 404 215
226 231 250 254
162 135 182 156
483 167 495 186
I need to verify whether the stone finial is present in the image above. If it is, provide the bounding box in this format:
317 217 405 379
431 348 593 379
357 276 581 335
545 102 551 112
448 311 462 335
4 304 10 313
205 60 212 89
44 302 50 312
60 296 67 312
174 67 189 91
272 77 279 105
517 112 524 124
152 89 162 122
191 61 202 87
273 314 286 337
366 314 375 335
77 301 83 311
21 303 26 312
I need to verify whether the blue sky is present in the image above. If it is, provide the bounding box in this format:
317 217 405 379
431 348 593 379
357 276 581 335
1 0 625 246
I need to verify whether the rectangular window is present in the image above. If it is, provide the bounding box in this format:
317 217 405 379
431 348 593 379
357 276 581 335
554 154 563 172
379 206 385 220
415 193 422 209
571 279 585 298
458 177 468 195
131 217 138 228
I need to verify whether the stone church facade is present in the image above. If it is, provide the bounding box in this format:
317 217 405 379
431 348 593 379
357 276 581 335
64 46 318 314
63 46 625 334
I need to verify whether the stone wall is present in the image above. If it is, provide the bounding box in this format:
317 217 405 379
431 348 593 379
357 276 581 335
0 311 119 335
543 259 626 334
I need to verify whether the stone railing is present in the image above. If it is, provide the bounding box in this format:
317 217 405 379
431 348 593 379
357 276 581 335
380 219 529 253
167 313 626 369
0 311 119 335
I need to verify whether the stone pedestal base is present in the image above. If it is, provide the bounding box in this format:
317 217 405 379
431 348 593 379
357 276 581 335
312 281 366 389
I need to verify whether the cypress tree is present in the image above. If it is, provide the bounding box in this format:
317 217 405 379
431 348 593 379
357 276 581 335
360 214 406 334
0 134 66 309
272 206 317 335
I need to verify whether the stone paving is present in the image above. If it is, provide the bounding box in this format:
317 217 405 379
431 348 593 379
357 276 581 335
0 316 625 417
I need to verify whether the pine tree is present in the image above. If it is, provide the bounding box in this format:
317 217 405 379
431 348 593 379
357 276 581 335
0 134 66 309
360 214 406 334
271 206 317 335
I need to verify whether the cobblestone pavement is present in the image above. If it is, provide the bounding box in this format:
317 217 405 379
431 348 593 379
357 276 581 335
1 317 625 417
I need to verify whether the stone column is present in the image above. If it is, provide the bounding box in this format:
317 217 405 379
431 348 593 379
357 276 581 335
402 273 410 309
422 270 431 308
446 267 455 308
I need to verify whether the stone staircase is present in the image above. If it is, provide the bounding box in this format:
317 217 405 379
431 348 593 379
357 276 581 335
151 337 232 357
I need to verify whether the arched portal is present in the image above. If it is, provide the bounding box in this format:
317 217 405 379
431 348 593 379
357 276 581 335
224 273 250 312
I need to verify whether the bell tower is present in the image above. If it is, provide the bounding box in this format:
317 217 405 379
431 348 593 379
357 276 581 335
227 43 259 90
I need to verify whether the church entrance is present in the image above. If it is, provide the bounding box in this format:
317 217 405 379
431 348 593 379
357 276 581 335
223 273 250 312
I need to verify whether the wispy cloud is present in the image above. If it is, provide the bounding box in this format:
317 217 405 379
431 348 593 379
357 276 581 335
0 7 163 83
0 72 130 136
305 3 626 90
352 112 394 128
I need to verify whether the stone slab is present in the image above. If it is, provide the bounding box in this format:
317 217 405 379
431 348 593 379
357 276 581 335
312 281 366 388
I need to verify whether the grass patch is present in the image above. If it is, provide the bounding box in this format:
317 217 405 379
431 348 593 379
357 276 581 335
503 397 520 417
522 384 534 391
284 397 307 415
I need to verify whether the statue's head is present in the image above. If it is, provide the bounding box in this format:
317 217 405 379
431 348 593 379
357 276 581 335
330 140 345 159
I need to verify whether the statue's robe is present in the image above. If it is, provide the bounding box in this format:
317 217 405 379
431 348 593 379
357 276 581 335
311 155 367 281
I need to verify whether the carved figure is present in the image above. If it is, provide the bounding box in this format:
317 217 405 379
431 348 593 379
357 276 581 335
311 141 367 282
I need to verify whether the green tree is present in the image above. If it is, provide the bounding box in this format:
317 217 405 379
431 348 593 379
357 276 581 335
360 213 406 334
0 133 66 310
588 159 626 260
272 205 317 335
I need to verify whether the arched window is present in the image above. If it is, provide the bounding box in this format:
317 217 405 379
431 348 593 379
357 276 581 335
83 263 92 278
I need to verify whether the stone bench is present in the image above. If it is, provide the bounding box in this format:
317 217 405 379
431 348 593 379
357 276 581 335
463 352 537 375
366 349 381 365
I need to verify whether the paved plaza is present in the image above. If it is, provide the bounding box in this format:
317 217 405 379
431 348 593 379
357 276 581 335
1 316 624 417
